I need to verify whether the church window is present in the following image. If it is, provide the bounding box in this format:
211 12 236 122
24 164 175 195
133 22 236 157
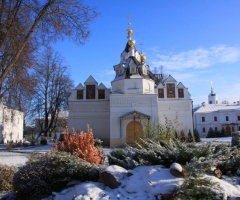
232 127 234 132
98 89 105 99
202 127 206 132
167 84 175 98
226 116 229 121
215 127 218 131
130 66 136 73
202 117 205 122
77 90 83 99
209 100 212 104
214 116 217 121
237 116 240 121
158 89 164 98
86 85 95 99
178 88 184 98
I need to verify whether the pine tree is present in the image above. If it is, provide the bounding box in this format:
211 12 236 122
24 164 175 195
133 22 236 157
193 129 201 142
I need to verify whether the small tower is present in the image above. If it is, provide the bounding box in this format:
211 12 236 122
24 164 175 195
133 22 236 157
208 83 218 104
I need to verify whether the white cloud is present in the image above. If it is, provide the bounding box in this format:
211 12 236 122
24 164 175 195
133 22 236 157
148 45 240 71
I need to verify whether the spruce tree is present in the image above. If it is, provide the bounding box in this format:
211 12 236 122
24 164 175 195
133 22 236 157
187 130 194 142
220 127 227 137
206 127 215 138
194 129 201 142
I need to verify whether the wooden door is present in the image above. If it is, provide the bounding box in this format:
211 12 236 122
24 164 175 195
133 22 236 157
126 121 143 144
226 126 231 135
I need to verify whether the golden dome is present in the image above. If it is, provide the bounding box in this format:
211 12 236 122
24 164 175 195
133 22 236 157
141 54 146 63
127 28 133 35
128 39 135 47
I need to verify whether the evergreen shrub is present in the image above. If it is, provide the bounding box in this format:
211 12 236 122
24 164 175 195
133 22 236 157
40 138 47 145
193 129 201 142
13 151 103 200
0 164 17 192
108 139 213 169
231 131 240 147
173 158 224 199
206 127 216 138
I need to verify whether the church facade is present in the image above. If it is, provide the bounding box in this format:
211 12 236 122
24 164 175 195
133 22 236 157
68 26 193 147
194 88 240 137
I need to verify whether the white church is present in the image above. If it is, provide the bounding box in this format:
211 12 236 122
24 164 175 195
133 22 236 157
68 24 193 147
194 87 240 137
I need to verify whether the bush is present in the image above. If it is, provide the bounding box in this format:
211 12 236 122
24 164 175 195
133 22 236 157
0 164 17 192
108 139 214 169
56 125 104 164
13 151 104 200
231 131 240 147
173 159 223 199
23 141 30 147
5 142 14 150
142 115 180 142
40 138 47 145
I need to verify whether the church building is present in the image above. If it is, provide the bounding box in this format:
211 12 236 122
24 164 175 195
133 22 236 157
68 23 193 147
194 87 240 137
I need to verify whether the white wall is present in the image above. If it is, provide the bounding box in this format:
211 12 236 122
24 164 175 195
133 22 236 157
0 104 24 143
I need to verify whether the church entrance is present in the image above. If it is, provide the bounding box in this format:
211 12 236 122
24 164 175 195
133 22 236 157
226 126 231 135
126 121 143 144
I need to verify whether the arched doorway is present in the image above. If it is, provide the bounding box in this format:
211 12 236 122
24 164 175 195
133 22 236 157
226 126 231 135
126 121 143 144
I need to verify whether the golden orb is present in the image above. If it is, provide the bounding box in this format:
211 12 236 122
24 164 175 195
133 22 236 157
141 55 146 63
128 39 135 47
127 28 133 35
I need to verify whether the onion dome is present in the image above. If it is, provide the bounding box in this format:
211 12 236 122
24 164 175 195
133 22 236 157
140 54 146 63
128 39 135 47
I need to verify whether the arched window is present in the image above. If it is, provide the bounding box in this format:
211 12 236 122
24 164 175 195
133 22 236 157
202 127 206 132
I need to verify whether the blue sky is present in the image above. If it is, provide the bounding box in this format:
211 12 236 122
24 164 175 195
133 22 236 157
53 0 240 106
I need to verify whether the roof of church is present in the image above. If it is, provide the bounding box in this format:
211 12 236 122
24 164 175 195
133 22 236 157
194 104 240 113
112 21 162 85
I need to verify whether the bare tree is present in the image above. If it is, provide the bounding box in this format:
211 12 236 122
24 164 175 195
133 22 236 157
0 0 99 92
29 47 73 137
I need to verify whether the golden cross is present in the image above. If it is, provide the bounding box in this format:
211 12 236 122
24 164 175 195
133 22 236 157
127 15 131 28
139 43 144 54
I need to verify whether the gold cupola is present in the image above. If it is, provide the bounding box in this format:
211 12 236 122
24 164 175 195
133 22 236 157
139 43 146 63
140 54 146 63
128 39 135 47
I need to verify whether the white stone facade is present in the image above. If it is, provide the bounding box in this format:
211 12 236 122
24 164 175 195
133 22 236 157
68 26 193 147
0 103 24 143
194 103 240 137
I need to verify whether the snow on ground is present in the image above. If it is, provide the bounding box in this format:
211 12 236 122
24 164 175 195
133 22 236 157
1 137 240 199
0 152 29 167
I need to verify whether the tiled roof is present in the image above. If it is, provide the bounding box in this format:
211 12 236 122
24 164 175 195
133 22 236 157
195 104 240 113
